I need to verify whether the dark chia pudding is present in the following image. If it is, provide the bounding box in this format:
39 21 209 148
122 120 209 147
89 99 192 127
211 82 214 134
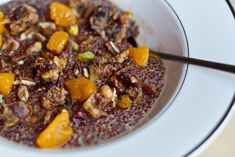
0 0 165 148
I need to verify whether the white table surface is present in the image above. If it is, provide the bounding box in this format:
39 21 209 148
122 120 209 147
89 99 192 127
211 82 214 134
199 1 235 156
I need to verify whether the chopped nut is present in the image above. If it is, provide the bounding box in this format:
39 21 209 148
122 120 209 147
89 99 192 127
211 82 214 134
1 104 19 127
89 66 99 81
41 87 68 110
113 77 125 93
43 111 52 125
141 83 159 98
0 59 8 69
2 37 20 56
11 54 27 63
119 12 133 24
111 88 117 107
100 85 113 99
74 68 80 76
22 80 36 86
41 97 51 110
53 56 67 70
9 4 39 35
41 69 60 82
68 0 88 17
17 60 25 65
0 94 4 104
12 101 30 119
26 42 42 55
83 94 107 118
34 32 46 42
17 85 29 102
130 76 138 84
109 41 120 53
83 68 89 78
14 79 36 86
38 22 56 36
90 64 117 79
116 12 133 42
68 25 79 36
126 86 142 104
115 49 129 63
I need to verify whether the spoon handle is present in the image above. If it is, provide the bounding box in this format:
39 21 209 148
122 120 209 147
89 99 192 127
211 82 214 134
151 51 235 74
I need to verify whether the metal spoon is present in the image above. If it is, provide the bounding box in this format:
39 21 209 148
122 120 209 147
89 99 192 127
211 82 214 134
149 51 235 74
128 37 235 74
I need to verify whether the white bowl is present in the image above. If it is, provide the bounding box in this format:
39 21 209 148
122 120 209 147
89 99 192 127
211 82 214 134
0 0 235 157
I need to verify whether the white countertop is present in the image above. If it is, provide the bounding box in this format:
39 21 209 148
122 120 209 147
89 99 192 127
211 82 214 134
199 1 235 156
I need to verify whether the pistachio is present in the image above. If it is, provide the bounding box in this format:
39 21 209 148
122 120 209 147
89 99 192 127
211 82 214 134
77 52 95 62
72 42 79 51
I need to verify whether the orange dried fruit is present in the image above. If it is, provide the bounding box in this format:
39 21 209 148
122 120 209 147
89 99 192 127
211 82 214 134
118 95 133 109
65 77 97 101
0 73 15 96
129 46 149 67
0 24 6 34
0 12 7 34
47 31 69 55
36 110 73 148
0 11 4 21
0 34 2 48
50 2 76 26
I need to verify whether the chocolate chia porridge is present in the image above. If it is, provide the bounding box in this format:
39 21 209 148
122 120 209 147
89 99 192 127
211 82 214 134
0 0 165 148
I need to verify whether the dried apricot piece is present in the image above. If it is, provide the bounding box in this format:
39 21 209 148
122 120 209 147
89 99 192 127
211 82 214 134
129 46 149 67
0 73 15 96
47 31 69 55
0 24 6 34
65 78 97 101
36 110 73 148
50 2 76 26
0 11 4 21
118 95 133 109
0 11 7 34
0 34 2 48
